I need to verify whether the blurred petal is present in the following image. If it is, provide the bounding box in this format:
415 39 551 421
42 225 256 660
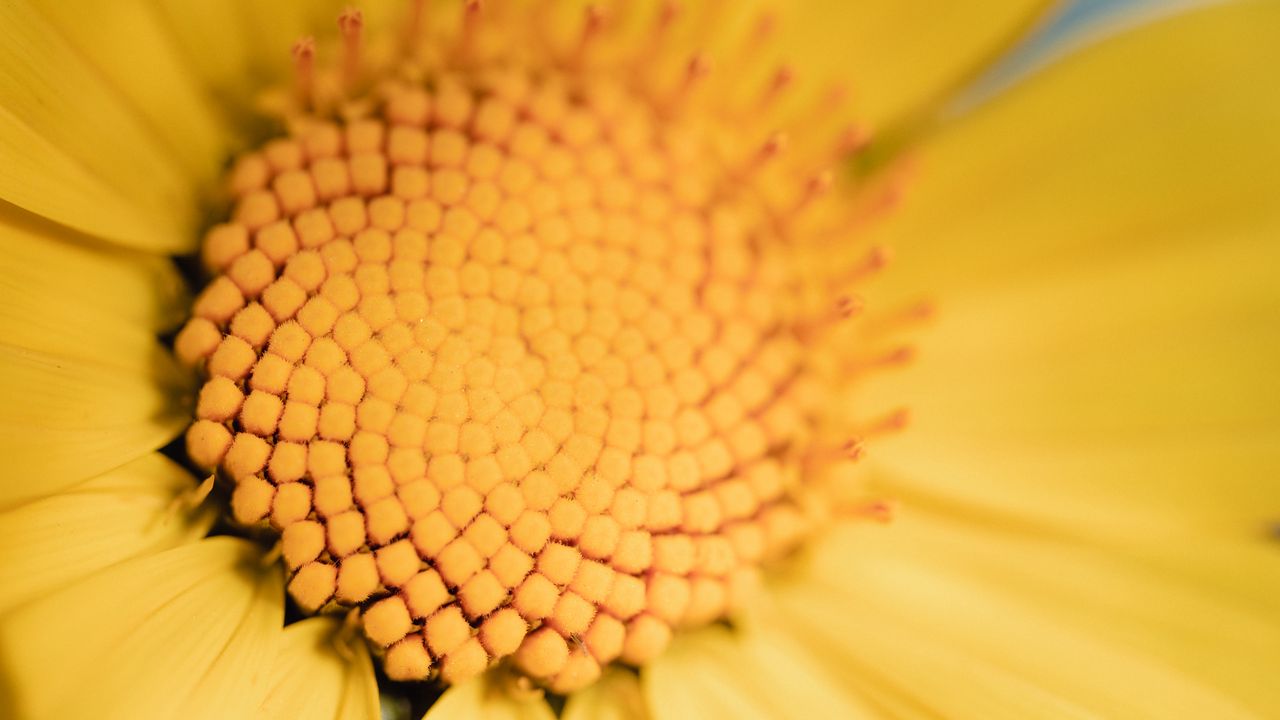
870 0 1280 298
422 674 557 720
859 231 1280 545
563 668 650 720
30 0 227 184
777 517 1280 718
736 624 879 720
0 453 213 615
261 617 381 720
785 0 1052 128
644 625 873 720
0 537 283 720
941 0 1250 117
775 583 1088 720
152 0 342 115
842 7 1280 673
0 214 188 365
149 0 250 102
0 342 191 510
0 1 198 250
643 631 766 720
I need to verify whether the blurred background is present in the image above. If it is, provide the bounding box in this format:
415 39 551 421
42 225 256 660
960 0 1222 111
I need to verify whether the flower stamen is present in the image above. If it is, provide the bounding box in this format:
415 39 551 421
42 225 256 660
661 52 713 114
635 1 682 74
570 5 607 69
837 245 893 286
756 65 797 113
456 0 485 65
860 299 938 338
789 169 835 218
292 37 317 110
404 0 430 57
860 408 912 438
844 498 898 524
338 7 365 93
736 131 789 184
795 295 863 343
726 8 780 75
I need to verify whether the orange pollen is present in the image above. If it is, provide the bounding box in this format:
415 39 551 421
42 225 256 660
174 0 916 695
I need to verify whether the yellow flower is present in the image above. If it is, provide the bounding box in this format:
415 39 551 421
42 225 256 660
1 1 1278 719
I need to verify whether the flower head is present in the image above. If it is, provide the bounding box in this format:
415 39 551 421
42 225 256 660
0 1 1278 719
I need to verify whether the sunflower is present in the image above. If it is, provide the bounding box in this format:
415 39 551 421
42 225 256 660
1 0 1277 718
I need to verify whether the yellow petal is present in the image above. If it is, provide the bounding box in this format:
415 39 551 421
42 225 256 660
869 0 1280 296
151 0 342 116
562 668 649 720
780 516 1280 718
0 1 197 251
844 0 1280 595
148 0 253 110
784 0 1053 128
643 631 766 720
0 343 191 510
29 0 227 184
775 582 1101 720
857 231 1280 544
261 617 381 720
0 453 213 615
643 624 874 720
0 214 188 365
733 623 880 720
774 583 1087 720
0 537 283 720
423 674 557 720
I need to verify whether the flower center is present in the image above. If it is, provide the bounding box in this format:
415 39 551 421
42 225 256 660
175 2 910 694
